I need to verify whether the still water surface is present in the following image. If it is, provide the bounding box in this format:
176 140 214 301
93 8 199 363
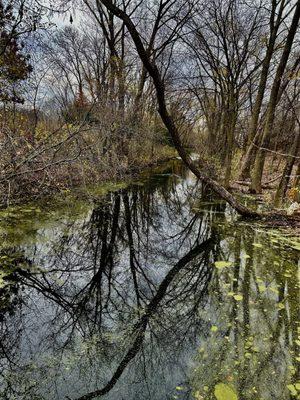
0 162 299 400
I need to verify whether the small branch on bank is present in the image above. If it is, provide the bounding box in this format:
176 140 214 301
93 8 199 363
234 180 275 190
263 174 282 184
235 173 298 187
253 142 300 159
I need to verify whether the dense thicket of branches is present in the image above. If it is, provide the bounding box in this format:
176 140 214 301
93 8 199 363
0 0 299 212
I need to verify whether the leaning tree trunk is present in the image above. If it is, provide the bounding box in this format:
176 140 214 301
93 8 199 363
250 0 300 193
99 0 259 218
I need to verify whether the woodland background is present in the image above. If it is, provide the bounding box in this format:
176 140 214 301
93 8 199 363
0 0 299 210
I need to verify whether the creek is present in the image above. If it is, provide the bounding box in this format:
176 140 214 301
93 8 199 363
0 161 299 400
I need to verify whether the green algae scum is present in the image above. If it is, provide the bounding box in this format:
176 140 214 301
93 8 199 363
0 162 299 400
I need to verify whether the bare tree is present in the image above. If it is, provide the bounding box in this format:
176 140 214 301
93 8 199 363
93 0 259 217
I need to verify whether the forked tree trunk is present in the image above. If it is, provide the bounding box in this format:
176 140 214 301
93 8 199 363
99 0 259 218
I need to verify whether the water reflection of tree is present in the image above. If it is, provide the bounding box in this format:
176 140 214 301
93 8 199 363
0 171 219 400
191 225 299 400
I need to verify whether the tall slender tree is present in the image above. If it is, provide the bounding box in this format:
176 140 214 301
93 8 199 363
251 0 300 193
239 0 294 180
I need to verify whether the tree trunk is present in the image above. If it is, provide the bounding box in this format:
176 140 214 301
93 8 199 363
274 121 300 207
239 0 286 180
250 0 300 193
224 109 237 188
243 37 276 146
132 65 147 117
293 162 300 188
240 129 261 181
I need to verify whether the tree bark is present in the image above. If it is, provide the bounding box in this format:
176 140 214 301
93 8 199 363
224 89 238 188
274 121 300 207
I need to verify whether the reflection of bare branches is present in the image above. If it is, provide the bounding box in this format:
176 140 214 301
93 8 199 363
0 168 231 400
74 237 213 400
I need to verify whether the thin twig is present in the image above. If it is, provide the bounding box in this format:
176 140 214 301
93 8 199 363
253 142 300 159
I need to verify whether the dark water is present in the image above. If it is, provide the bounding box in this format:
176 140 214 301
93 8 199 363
0 162 299 400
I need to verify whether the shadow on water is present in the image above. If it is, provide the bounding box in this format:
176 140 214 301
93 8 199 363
0 161 299 400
